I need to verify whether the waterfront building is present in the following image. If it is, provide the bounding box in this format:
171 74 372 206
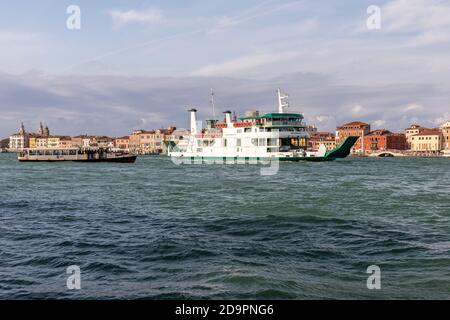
128 127 176 154
58 136 73 148
404 124 425 149
93 136 115 148
129 130 144 153
139 128 176 154
139 130 158 154
9 123 29 151
46 136 61 148
114 136 130 151
28 134 39 149
71 135 89 148
336 121 370 153
308 132 336 151
36 137 48 148
363 129 407 152
83 137 94 148
37 122 50 137
0 138 9 150
71 135 114 148
9 122 52 151
28 123 51 148
410 129 443 154
440 121 450 150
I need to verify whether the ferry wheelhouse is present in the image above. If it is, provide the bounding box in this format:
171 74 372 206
167 89 357 163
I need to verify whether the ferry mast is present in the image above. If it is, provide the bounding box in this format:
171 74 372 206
210 88 217 121
277 88 289 113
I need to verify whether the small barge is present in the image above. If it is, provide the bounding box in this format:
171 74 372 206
18 148 137 163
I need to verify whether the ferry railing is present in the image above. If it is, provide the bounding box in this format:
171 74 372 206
267 121 304 126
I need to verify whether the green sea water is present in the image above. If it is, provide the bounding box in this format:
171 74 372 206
0 153 449 299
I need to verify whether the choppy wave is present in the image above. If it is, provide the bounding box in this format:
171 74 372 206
0 154 449 299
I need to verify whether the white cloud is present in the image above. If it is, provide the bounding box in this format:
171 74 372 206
406 31 450 47
0 31 39 43
315 115 333 123
140 113 167 126
350 104 365 115
1 72 449 137
433 113 450 126
402 103 422 112
382 0 450 46
373 119 386 128
110 8 163 27
0 32 45 72
191 51 302 77
383 0 450 32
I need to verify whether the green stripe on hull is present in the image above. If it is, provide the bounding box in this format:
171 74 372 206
171 155 335 163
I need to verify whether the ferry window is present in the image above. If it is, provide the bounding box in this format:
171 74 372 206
251 138 258 146
237 139 241 147
259 138 266 146
237 129 242 133
244 128 251 132
223 139 227 147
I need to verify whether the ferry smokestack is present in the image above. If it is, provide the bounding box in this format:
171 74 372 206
188 108 198 135
223 111 232 128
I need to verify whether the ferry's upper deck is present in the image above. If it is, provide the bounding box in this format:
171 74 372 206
238 112 305 128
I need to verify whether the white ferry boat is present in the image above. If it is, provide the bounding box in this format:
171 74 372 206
167 89 358 163
18 148 137 163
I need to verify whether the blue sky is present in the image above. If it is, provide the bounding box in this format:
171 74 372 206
1 0 449 136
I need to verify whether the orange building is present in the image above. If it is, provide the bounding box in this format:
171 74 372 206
363 129 407 152
336 121 370 153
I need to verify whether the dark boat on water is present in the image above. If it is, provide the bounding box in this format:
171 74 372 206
18 148 137 163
